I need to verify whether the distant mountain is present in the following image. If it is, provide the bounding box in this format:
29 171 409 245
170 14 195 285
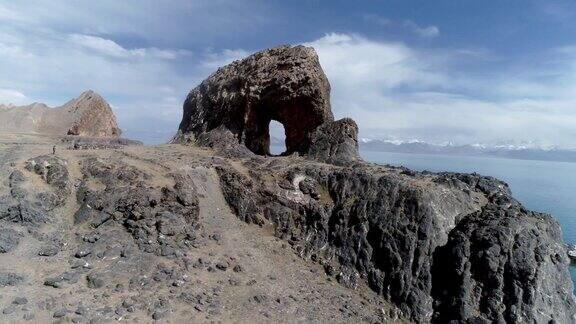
360 139 576 163
0 90 121 138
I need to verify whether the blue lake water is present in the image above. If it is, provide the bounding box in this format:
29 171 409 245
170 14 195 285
360 149 576 292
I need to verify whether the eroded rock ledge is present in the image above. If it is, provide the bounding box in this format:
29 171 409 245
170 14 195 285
174 45 576 323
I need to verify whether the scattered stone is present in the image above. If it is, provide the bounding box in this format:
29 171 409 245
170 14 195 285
13 297 28 305
233 265 243 273
3 306 16 315
152 309 167 320
215 261 229 271
75 248 92 258
0 272 24 287
86 273 105 289
252 295 268 304
172 280 185 287
229 278 241 286
0 228 20 253
211 233 222 242
75 306 87 315
115 306 126 316
44 277 64 288
53 308 68 318
70 259 91 269
62 271 81 283
83 235 99 243
122 299 134 309
38 245 60 257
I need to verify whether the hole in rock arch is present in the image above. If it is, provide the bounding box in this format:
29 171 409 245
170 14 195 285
268 120 287 156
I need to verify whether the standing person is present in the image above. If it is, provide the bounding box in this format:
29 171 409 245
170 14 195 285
52 145 56 155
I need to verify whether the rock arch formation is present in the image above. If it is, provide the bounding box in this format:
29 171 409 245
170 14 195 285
173 45 358 164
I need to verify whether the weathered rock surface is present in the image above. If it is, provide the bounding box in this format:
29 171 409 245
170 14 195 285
173 45 338 156
74 156 200 255
305 117 360 165
0 90 121 138
215 155 575 323
431 195 573 323
0 228 20 253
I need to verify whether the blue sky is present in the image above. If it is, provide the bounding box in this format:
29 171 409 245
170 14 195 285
1 1 576 148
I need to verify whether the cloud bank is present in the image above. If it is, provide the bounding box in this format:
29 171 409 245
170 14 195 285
0 1 256 142
307 33 576 149
0 2 575 148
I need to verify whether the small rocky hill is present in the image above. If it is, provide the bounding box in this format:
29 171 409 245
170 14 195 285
0 90 121 138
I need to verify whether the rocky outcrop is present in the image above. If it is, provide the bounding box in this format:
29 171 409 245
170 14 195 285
58 91 121 138
173 45 347 157
61 136 142 150
173 45 576 323
0 90 121 138
305 118 360 165
73 157 200 255
432 198 573 323
215 157 575 323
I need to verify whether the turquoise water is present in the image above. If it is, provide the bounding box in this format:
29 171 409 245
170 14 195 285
360 150 576 290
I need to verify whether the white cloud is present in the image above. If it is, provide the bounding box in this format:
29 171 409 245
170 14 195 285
1 0 575 149
306 33 445 90
307 33 576 149
404 21 440 38
0 1 265 139
0 89 28 105
0 4 23 22
200 49 250 69
68 34 190 60
0 1 271 46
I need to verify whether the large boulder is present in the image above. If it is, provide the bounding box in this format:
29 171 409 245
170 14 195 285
172 45 337 156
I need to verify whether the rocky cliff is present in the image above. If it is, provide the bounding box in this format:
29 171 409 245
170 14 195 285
174 45 576 323
0 90 121 138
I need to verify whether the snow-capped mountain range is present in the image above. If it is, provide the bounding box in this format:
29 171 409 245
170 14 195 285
358 138 576 163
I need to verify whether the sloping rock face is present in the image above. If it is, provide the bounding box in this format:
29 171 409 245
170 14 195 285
431 192 573 323
173 45 341 156
174 45 576 323
305 118 360 165
57 91 121 138
0 90 121 138
215 157 576 323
